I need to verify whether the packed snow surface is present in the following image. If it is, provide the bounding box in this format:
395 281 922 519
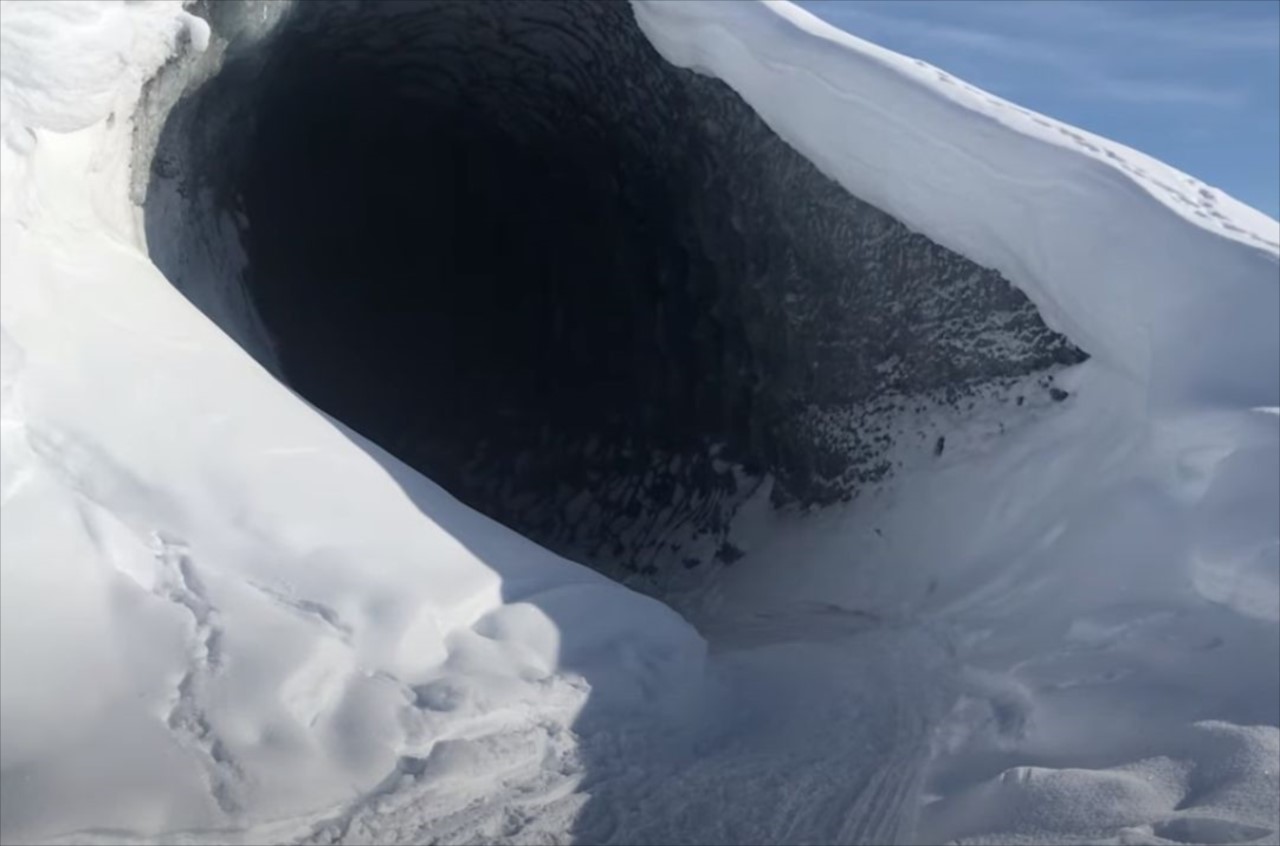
1 1 1277 845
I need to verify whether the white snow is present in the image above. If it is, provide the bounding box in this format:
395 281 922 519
1 1 1277 845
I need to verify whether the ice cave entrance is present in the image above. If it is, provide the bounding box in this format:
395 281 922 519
142 0 1082 588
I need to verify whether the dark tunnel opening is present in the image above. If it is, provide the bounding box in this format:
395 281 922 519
141 0 1084 586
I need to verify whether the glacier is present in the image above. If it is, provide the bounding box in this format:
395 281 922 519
1 1 1277 844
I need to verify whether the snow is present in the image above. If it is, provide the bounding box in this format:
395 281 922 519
712 364 1279 844
1 1 1277 845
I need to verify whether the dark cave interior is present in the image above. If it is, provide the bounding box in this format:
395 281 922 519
143 0 1083 581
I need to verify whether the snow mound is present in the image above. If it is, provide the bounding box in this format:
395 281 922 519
2 1 1277 844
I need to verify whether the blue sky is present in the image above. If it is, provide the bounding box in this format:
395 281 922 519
795 0 1280 219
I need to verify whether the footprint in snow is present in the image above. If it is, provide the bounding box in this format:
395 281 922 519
249 581 353 642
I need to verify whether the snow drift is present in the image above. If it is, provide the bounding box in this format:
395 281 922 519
1 1 1277 844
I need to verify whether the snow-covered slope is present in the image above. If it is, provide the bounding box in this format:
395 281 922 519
2 1 1277 845
0 3 703 841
